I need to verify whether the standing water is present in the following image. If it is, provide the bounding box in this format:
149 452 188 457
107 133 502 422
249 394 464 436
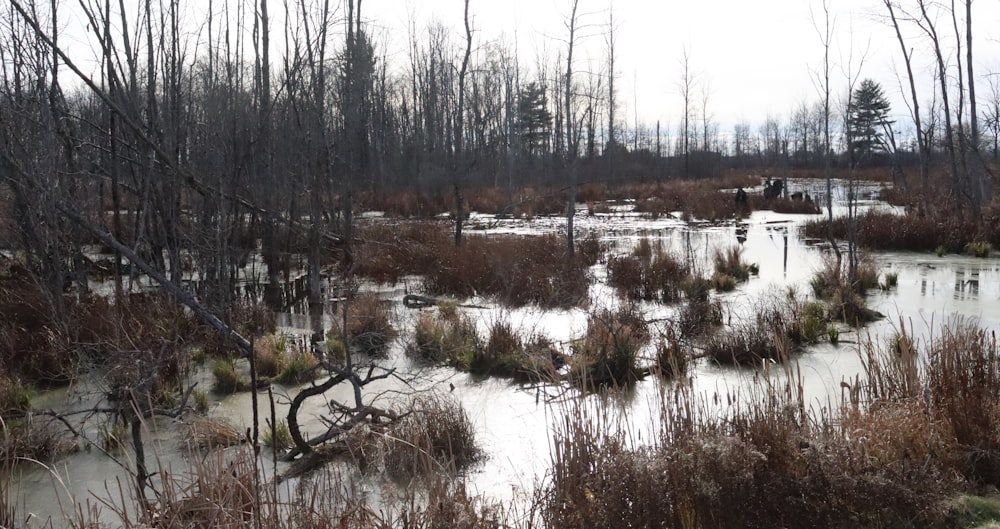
5 178 999 524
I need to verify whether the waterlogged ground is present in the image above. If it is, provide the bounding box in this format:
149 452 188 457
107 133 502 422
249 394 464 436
8 178 1000 523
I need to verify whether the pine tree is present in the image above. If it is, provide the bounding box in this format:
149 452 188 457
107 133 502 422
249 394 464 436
517 82 553 157
847 79 893 165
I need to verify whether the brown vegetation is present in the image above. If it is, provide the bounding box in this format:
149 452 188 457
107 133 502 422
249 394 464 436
547 317 1000 529
607 238 690 302
568 305 650 387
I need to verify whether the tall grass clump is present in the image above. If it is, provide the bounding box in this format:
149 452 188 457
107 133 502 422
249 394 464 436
926 319 1000 484
0 377 32 414
330 294 397 357
405 309 481 365
423 233 591 307
607 239 690 302
704 295 794 366
810 254 882 326
966 241 993 257
273 346 320 385
569 305 650 387
382 394 482 479
211 358 250 394
546 355 965 529
254 333 290 378
712 245 757 281
0 417 75 467
676 297 724 338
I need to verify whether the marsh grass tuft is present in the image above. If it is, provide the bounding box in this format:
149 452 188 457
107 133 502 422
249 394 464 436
211 358 250 394
185 417 242 451
713 245 756 282
569 305 650 387
263 419 292 449
608 239 690 302
382 394 482 479
406 309 480 365
330 295 397 357
966 241 993 257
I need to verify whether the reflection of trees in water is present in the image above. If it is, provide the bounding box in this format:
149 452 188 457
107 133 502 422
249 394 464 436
918 265 982 300
954 269 980 299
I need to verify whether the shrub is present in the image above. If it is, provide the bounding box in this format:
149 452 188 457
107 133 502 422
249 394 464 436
382 394 482 479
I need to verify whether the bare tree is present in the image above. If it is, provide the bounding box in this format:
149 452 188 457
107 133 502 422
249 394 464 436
884 0 929 210
453 0 473 246
677 47 695 177
605 3 618 179
564 0 581 256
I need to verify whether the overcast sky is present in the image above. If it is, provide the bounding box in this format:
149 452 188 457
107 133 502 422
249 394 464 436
45 0 1000 140
361 0 1000 137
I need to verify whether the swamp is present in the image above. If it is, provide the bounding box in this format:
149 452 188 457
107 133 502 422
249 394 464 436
3 0 1000 528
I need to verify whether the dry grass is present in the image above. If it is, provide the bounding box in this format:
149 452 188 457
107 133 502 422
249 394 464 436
607 239 690 302
704 293 796 366
405 308 481 365
185 417 243 451
804 206 1000 254
382 394 482 479
569 305 650 387
0 416 76 468
425 234 591 307
330 294 397 357
712 245 757 281
810 254 882 325
545 317 997 529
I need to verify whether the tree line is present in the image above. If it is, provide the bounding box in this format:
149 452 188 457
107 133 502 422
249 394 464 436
0 0 994 311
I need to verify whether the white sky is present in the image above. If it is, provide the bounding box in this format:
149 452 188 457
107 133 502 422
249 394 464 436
43 0 1000 140
363 0 1000 137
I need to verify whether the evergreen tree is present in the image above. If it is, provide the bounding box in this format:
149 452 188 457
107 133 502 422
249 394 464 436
847 79 893 165
517 82 553 157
